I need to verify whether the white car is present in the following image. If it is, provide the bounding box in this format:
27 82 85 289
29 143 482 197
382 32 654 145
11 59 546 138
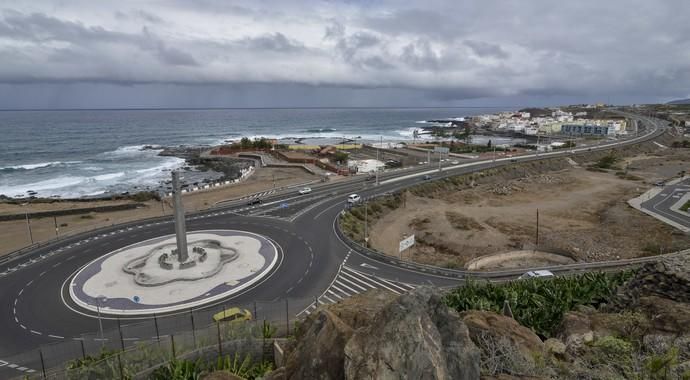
451 160 459 165
518 270 554 280
298 187 312 195
347 194 361 204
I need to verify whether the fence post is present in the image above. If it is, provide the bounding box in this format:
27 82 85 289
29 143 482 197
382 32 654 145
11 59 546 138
154 313 160 343
80 339 86 360
39 349 46 379
285 298 289 337
216 321 223 357
171 334 176 359
117 353 123 380
117 317 125 351
190 308 197 348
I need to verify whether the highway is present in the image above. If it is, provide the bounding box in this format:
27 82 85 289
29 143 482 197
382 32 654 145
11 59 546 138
0 110 674 376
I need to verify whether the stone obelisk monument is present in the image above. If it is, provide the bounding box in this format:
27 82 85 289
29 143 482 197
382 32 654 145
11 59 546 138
171 171 189 262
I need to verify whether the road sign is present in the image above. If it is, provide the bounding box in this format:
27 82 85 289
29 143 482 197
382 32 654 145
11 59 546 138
399 234 415 252
434 146 449 154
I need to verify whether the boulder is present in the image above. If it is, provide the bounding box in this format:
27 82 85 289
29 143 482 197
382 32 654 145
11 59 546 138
462 311 544 358
544 338 566 357
282 309 354 380
344 287 481 380
637 296 690 335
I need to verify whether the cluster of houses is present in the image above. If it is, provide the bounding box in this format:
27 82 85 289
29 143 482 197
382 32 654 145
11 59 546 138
473 108 628 137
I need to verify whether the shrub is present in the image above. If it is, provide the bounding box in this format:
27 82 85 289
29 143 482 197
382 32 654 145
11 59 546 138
444 271 635 337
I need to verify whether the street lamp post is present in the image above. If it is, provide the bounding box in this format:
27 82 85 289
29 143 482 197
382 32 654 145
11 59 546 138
376 136 381 186
96 296 106 347
24 210 34 245
364 201 368 248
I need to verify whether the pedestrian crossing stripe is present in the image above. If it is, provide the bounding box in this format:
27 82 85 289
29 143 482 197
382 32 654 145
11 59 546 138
299 265 415 316
239 189 276 200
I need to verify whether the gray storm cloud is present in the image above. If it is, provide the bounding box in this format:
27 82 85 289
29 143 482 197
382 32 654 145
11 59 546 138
0 0 688 107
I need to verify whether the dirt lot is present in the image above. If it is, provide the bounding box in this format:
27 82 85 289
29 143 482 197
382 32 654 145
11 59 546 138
369 147 690 269
0 166 317 256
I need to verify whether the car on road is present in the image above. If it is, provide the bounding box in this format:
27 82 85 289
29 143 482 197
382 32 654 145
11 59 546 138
423 174 432 180
212 307 252 323
450 160 459 165
298 187 312 195
654 181 666 187
518 270 554 280
247 198 262 205
347 194 361 204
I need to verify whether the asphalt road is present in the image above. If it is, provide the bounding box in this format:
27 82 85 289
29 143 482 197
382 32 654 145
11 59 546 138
640 178 690 229
0 110 670 376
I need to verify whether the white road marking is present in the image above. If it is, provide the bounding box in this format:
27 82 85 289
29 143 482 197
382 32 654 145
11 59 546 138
30 330 41 335
48 334 64 339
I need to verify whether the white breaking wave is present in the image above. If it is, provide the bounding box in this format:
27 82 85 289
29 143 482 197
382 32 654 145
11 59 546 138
92 172 125 181
0 161 82 171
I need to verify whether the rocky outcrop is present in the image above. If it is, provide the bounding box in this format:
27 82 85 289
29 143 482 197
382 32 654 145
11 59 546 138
610 254 690 308
345 288 480 380
462 311 543 360
272 287 480 380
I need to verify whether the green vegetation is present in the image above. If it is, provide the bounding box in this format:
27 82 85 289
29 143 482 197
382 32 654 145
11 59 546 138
592 152 620 170
444 271 635 337
150 353 273 380
235 137 273 150
340 193 403 242
681 200 690 212
130 191 161 202
333 151 349 164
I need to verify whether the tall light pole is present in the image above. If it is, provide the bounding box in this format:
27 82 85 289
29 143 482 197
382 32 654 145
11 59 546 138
24 210 33 245
375 136 381 186
172 171 189 262
364 201 368 248
96 296 105 347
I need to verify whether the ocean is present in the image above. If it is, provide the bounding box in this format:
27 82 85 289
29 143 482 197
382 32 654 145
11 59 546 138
0 107 507 199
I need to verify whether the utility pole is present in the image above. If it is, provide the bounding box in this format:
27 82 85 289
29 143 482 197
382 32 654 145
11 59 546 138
376 136 381 186
427 150 431 166
96 297 105 347
535 208 540 250
438 151 442 172
53 216 59 237
25 211 33 245
364 202 368 248
493 145 497 162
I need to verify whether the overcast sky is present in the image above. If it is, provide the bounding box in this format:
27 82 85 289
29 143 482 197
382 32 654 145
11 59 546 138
0 0 688 109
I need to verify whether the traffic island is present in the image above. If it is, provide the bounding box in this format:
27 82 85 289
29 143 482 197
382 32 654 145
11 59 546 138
68 229 280 315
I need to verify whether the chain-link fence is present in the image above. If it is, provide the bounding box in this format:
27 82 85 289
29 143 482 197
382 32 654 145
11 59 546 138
6 296 317 379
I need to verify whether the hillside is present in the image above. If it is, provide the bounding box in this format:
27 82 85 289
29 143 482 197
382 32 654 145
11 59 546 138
667 98 690 104
264 254 690 379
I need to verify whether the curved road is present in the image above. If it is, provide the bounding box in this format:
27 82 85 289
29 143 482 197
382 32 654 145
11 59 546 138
0 111 669 375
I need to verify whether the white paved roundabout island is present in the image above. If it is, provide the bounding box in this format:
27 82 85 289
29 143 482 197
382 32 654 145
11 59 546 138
68 229 280 315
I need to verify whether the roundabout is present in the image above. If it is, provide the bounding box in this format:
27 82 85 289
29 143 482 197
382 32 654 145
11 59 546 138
0 112 669 377
67 230 281 315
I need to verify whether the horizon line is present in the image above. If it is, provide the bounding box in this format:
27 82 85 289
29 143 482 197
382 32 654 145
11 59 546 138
0 105 538 112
